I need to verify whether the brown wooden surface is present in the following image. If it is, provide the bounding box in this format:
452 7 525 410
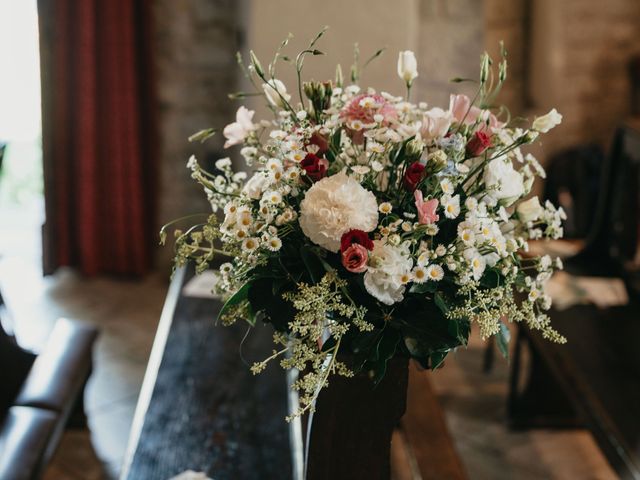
398 363 468 480
305 357 409 480
511 305 640 479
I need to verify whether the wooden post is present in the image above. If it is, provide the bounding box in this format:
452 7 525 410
305 357 409 480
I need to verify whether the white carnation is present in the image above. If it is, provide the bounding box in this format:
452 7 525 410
364 240 413 305
299 170 379 252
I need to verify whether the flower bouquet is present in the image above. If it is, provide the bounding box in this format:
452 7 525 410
163 31 566 424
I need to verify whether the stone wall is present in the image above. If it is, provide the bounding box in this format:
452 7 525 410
486 0 640 159
152 0 241 267
415 0 486 107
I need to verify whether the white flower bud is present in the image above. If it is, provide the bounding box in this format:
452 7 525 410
397 50 418 86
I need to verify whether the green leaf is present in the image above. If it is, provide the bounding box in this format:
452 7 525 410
217 281 253 324
434 292 449 314
496 322 511 359
300 246 324 283
409 282 437 294
371 329 401 384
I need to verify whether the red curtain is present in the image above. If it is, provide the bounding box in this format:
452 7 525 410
38 0 156 276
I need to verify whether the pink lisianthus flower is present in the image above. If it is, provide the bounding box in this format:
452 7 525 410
414 190 439 224
340 93 397 144
223 106 255 148
341 243 369 273
449 94 503 130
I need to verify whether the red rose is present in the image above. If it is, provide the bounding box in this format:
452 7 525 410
300 153 329 181
340 229 374 252
341 244 369 273
403 162 426 191
466 131 492 157
308 132 329 155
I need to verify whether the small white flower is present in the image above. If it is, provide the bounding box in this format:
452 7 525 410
464 197 478 211
435 244 447 257
242 237 259 252
425 224 439 236
442 195 461 219
296 110 308 120
219 262 233 275
367 142 385 154
232 172 247 183
425 264 444 281
289 150 306 163
459 228 475 246
266 158 283 172
265 237 282 252
349 120 364 131
352 165 371 175
187 155 198 170
269 130 287 140
215 157 232 169
440 179 454 195
379 202 393 214
412 266 428 283
371 160 384 172
373 114 384 123
263 190 282 204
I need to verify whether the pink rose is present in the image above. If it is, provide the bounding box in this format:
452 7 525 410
449 94 503 129
341 243 369 273
414 190 439 224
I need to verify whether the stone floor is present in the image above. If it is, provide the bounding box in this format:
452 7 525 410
0 255 617 480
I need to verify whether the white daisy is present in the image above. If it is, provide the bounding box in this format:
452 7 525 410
442 195 461 219
425 264 444 281
412 266 428 283
440 179 454 195
242 237 259 252
265 237 282 251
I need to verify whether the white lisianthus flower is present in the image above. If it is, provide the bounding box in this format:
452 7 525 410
223 106 255 148
483 156 525 205
299 170 379 252
364 240 413 305
421 107 453 141
517 196 544 222
263 79 291 108
532 108 562 133
397 50 418 85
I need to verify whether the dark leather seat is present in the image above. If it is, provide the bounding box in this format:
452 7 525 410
0 317 98 479
0 407 57 480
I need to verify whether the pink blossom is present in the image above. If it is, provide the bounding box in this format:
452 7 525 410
449 94 503 129
223 106 255 148
340 93 397 143
414 190 439 225
341 243 369 273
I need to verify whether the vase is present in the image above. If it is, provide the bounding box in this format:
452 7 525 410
304 356 409 480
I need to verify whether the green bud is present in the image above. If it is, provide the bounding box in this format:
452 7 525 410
405 138 425 161
427 150 448 172
480 53 490 84
249 50 264 77
335 64 344 88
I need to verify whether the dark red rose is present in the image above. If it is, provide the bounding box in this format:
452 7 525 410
466 130 492 157
308 132 329 155
403 161 426 191
340 229 374 252
300 153 329 181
